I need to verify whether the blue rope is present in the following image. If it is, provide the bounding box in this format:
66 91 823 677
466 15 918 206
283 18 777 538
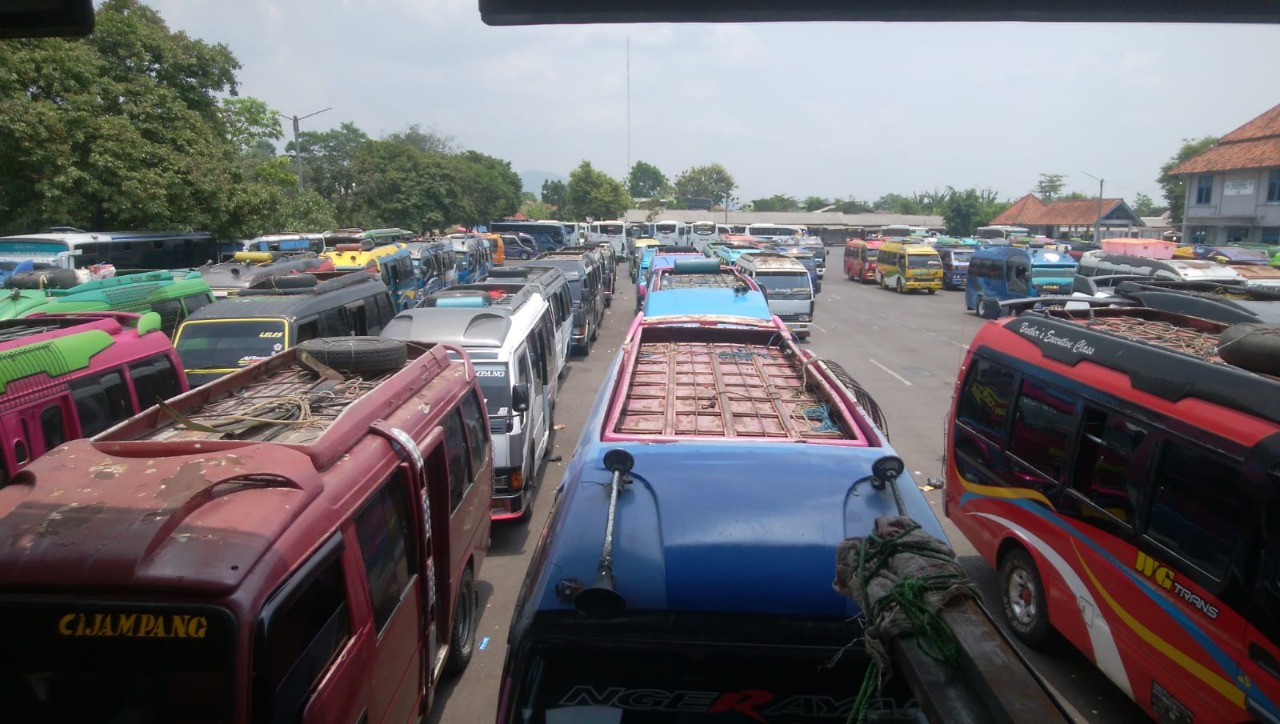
801 403 840 433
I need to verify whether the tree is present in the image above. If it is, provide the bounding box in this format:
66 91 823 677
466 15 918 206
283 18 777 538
454 150 523 225
751 194 800 213
833 197 873 214
520 200 555 221
348 140 464 232
541 179 566 209
563 161 630 221
941 187 1010 236
1034 173 1067 202
672 164 736 207
385 124 457 155
289 122 370 224
1158 136 1219 225
627 161 668 198
803 196 830 212
873 193 922 215
1131 192 1166 217
0 0 251 236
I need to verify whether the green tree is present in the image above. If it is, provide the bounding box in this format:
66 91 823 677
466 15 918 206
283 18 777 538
941 187 1010 236
541 179 566 209
751 194 800 212
385 124 457 155
672 164 736 206
873 193 922 215
1034 173 1067 202
0 0 250 236
1130 192 1166 217
833 197 873 214
627 161 668 198
564 161 630 221
803 196 830 212
348 140 463 232
453 150 523 226
521 200 555 221
1158 136 1219 225
289 122 370 224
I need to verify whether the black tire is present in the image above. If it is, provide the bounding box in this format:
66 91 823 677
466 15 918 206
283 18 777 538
896 278 906 294
7 268 79 290
250 273 317 290
999 548 1051 647
298 337 407 376
444 566 477 676
927 288 937 295
1219 323 1280 376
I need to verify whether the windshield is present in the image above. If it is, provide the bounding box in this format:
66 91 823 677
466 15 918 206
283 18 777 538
755 272 810 294
455 250 470 270
0 239 70 262
1032 266 1076 280
475 363 512 416
907 254 940 269
513 639 863 723
656 223 677 233
176 319 287 370
5 602 233 723
947 251 974 265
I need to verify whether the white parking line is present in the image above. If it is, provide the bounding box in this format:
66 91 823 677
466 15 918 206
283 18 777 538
815 326 828 333
869 358 913 386
830 294 842 301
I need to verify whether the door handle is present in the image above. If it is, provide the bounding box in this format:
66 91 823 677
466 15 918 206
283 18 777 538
1251 643 1280 679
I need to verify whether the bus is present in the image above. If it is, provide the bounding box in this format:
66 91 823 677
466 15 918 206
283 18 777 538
488 221 569 252
0 270 216 335
587 220 628 260
323 238 422 311
240 232 327 255
0 311 186 481
0 228 221 271
746 223 805 242
945 306 1280 723
689 220 722 251
975 225 1031 241
653 219 690 245
498 312 1067 724
0 337 492 722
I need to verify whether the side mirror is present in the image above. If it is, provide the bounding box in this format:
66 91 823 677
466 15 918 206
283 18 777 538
512 383 530 413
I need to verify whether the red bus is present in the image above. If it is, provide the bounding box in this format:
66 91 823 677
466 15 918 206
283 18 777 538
0 336 493 723
0 311 186 481
843 238 882 283
945 307 1280 723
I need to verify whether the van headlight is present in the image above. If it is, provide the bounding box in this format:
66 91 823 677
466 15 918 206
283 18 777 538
798 314 812 322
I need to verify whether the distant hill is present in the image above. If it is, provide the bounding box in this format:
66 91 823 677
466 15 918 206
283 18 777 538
521 170 567 195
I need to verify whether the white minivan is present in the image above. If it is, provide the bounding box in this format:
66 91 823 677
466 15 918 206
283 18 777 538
734 252 816 339
382 286 554 521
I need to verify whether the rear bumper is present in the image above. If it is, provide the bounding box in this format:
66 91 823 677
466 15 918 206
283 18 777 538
490 470 527 521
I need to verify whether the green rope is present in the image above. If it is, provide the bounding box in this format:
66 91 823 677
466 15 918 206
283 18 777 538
845 520 979 723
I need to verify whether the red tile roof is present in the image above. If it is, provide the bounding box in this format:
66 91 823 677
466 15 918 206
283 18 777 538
989 194 1124 226
988 193 1046 226
1169 102 1280 175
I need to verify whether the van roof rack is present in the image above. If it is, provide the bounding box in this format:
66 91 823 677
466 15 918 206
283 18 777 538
421 284 534 310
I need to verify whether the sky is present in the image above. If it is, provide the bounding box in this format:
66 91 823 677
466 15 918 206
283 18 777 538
150 0 1280 206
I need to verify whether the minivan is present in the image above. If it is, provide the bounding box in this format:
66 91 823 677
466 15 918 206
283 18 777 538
173 272 397 386
876 241 943 294
527 248 606 355
383 287 554 521
734 252 816 339
489 265 574 378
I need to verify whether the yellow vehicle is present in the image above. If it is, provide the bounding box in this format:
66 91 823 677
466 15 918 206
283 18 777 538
322 238 420 310
875 241 943 294
630 237 661 282
484 232 507 265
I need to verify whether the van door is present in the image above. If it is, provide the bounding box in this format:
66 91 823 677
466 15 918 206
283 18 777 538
352 467 426 723
519 348 547 463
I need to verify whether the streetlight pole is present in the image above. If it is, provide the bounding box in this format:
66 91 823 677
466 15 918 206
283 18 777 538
281 107 333 192
1082 171 1105 244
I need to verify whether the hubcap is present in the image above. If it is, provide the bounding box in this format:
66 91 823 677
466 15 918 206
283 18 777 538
1007 569 1037 625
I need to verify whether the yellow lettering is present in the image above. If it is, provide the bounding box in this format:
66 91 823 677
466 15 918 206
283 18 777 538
170 615 189 638
86 613 106 637
117 613 137 636
152 615 168 638
100 613 117 637
188 616 208 639
56 611 211 638
139 614 157 637
1155 567 1175 590
58 613 78 636
1136 551 1157 577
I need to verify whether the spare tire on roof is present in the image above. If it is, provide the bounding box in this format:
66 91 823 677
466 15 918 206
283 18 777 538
298 337 408 376
7 268 79 290
249 273 318 290
1219 322 1280 376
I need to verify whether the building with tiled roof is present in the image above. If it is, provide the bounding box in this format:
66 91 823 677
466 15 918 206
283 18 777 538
988 194 1146 239
1169 102 1280 245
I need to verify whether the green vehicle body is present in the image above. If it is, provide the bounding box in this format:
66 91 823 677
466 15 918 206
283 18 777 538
0 270 215 335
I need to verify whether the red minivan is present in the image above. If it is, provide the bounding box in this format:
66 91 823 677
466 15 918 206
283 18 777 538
844 238 883 282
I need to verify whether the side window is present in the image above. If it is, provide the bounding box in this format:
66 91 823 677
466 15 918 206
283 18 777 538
1064 407 1149 536
1145 440 1242 581
183 293 213 315
354 472 416 633
346 301 368 336
129 354 183 409
955 356 1015 442
1008 377 1076 484
372 293 395 329
254 541 351 724
70 371 133 437
151 299 183 334
295 319 319 344
318 309 347 337
40 404 66 449
442 409 471 512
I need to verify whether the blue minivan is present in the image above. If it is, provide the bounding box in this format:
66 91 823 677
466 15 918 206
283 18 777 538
965 246 1078 312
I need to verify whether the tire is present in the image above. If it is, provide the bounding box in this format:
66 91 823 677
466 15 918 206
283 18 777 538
298 337 407 376
896 278 906 294
846 268 854 281
444 566 477 676
7 268 79 290
1219 323 1280 375
250 273 317 290
1000 548 1051 647
927 288 937 295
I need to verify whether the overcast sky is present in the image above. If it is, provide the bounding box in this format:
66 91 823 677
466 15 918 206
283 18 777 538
151 0 1280 205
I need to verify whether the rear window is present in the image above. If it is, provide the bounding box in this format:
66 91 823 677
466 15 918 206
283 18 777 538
175 319 287 371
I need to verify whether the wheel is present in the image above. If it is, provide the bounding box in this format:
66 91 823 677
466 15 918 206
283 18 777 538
999 548 1051 647
298 337 407 376
927 288 937 295
444 566 478 675
877 274 886 289
846 267 854 281
896 278 906 294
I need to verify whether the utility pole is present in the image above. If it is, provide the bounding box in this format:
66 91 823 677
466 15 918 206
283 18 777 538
281 107 333 192
1082 171 1105 244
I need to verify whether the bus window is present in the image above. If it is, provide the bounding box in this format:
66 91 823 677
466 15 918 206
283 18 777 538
129 355 183 409
355 474 415 633
70 371 132 437
182 293 212 315
956 357 1015 440
442 409 470 512
1146 442 1242 581
254 540 351 723
1008 377 1075 484
151 298 184 333
1065 408 1148 535
40 404 66 450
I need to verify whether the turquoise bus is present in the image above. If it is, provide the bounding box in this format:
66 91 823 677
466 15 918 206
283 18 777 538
0 270 215 335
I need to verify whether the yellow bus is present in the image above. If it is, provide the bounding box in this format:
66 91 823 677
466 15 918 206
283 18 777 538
875 241 942 294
